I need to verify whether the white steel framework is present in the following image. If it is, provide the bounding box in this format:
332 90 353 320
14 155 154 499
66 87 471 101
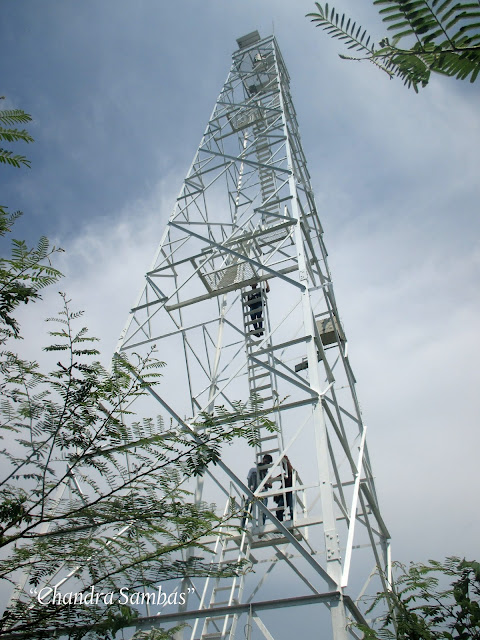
117 32 391 640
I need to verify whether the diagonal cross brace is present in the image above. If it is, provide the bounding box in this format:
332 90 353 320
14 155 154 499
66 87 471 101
136 373 338 592
169 221 305 291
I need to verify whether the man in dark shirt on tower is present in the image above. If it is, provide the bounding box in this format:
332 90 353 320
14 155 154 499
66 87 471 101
247 281 270 337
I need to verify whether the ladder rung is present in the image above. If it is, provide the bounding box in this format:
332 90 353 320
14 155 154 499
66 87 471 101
211 599 238 607
252 383 271 392
242 304 266 312
244 318 265 327
245 327 265 338
245 318 266 327
248 371 269 378
248 363 268 370
259 448 279 456
250 372 269 380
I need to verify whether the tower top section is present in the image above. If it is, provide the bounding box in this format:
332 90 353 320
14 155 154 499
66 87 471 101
236 31 261 49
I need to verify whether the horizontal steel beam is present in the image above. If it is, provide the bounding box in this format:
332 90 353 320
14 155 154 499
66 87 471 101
134 591 341 630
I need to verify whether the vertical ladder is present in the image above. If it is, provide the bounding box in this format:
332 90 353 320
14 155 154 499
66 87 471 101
241 284 288 526
253 120 278 225
194 488 252 640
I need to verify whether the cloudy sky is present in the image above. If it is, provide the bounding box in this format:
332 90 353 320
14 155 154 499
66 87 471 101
1 0 479 583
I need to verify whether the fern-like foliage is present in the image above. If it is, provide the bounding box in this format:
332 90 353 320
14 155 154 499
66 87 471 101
0 101 275 638
355 558 480 639
0 109 33 126
0 101 33 168
306 3 376 54
0 209 63 342
0 127 34 145
307 0 480 90
0 148 31 169
0 292 275 639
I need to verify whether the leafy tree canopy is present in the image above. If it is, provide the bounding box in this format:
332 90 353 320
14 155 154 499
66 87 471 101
307 0 480 91
0 110 274 639
359 557 480 639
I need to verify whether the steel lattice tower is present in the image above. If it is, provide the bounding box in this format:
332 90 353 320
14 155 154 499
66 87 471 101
117 32 392 640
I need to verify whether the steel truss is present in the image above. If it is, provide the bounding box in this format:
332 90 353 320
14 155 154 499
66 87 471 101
117 31 391 640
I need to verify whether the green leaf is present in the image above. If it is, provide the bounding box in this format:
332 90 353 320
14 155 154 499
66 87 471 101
0 149 31 169
0 127 34 144
0 109 32 126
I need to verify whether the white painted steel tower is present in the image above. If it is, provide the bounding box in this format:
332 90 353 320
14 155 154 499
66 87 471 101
118 31 391 640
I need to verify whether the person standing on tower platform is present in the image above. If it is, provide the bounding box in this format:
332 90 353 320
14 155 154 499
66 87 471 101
242 453 273 526
274 455 294 522
247 281 270 338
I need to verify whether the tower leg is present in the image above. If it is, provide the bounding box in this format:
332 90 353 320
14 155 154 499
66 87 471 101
331 600 349 640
